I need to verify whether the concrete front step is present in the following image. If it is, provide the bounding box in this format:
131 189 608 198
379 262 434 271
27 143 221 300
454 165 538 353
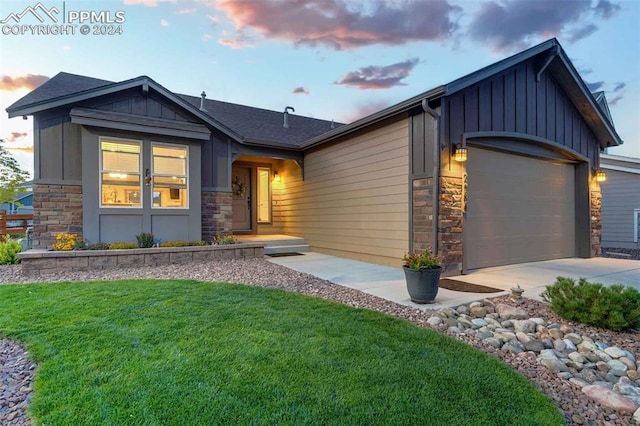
234 235 310 255
264 244 310 255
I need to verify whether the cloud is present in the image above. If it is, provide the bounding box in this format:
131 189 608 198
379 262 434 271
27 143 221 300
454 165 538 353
586 81 604 92
292 87 309 95
160 19 169 26
213 0 461 50
608 94 623 106
123 0 176 6
594 0 621 19
567 23 597 43
613 82 626 92
467 0 610 52
219 29 257 49
5 132 28 143
202 33 213 41
334 58 419 90
0 74 49 91
177 8 197 14
342 100 391 122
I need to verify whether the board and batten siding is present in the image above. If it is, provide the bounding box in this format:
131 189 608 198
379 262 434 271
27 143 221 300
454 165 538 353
601 169 640 249
444 60 600 169
281 118 409 266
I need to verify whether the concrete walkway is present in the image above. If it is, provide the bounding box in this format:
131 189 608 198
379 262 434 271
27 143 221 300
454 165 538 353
268 253 640 310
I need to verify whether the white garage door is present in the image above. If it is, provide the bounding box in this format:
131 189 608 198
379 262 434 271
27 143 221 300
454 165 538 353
465 147 576 270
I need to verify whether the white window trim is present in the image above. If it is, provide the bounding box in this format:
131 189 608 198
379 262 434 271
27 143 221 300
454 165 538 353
257 166 272 224
99 136 143 209
634 209 640 243
151 142 189 210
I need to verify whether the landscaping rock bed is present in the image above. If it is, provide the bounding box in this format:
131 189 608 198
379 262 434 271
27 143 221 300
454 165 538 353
601 248 640 261
0 339 34 426
1 259 639 425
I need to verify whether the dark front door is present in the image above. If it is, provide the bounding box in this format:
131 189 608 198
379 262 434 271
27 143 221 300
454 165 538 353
232 166 251 231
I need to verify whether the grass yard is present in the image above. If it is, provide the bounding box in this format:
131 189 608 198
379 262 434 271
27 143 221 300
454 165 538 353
0 280 563 425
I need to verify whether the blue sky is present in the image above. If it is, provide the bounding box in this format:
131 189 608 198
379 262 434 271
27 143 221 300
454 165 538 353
1 0 639 177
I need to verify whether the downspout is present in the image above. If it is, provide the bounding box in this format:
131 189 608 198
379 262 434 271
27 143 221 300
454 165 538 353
421 98 441 257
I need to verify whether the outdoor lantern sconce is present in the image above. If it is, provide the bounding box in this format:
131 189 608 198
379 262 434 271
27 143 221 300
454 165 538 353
273 171 281 183
145 169 152 186
454 144 468 162
595 168 607 182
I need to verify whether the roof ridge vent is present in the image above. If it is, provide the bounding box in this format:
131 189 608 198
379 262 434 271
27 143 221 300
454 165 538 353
200 91 207 112
283 106 295 128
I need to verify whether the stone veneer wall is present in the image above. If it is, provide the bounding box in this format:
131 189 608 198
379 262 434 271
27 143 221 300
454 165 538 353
201 190 232 241
411 177 434 253
438 176 463 275
18 243 264 277
591 189 602 256
31 183 83 249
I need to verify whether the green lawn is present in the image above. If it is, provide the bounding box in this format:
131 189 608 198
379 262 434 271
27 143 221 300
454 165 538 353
0 280 563 425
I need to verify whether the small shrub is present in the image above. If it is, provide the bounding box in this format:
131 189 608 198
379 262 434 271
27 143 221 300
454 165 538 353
159 240 190 247
213 235 236 245
187 240 208 246
136 232 155 248
109 242 138 250
0 236 21 265
541 277 640 331
52 233 87 251
87 242 111 251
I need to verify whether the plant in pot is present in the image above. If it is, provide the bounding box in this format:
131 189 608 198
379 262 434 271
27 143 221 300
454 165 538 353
402 247 442 304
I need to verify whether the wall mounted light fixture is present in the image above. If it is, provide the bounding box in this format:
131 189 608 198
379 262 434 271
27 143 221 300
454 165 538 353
454 144 468 162
273 171 281 183
595 168 606 182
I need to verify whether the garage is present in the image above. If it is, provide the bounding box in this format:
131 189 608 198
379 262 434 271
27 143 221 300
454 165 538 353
465 147 576 270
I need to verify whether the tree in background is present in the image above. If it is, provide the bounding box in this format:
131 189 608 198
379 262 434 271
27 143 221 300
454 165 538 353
0 139 30 206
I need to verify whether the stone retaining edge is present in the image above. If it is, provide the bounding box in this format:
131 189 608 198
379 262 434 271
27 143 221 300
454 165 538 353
17 243 265 277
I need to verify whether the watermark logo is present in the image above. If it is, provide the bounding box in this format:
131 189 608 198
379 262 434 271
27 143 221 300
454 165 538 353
1 2 126 36
0 2 59 24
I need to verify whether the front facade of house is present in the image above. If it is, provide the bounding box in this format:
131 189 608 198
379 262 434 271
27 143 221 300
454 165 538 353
600 154 640 250
7 39 622 275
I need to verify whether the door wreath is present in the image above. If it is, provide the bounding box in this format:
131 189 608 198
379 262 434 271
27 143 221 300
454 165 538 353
232 176 247 197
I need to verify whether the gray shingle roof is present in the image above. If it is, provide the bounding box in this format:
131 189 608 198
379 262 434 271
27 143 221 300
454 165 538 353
7 72 341 147
179 94 339 147
7 72 113 111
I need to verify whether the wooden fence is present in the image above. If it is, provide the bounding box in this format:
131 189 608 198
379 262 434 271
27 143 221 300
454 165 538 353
0 214 33 236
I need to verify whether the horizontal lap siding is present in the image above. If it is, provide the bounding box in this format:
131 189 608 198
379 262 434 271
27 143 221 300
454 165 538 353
282 119 409 266
601 170 640 247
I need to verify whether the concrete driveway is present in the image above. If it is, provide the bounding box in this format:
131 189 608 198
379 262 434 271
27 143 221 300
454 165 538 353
455 257 640 301
269 253 640 309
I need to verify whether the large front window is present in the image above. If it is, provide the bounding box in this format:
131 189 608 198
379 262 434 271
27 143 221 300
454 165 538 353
100 138 142 207
152 144 188 208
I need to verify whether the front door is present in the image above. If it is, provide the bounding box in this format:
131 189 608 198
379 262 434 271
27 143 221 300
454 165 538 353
232 166 251 231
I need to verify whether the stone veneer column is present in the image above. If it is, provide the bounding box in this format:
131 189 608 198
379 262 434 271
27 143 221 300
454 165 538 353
590 189 602 256
438 176 463 275
201 190 233 242
411 177 434 253
31 183 83 249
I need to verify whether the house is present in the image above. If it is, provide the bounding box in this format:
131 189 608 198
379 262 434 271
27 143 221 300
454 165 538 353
6 38 622 275
600 154 640 251
0 181 33 214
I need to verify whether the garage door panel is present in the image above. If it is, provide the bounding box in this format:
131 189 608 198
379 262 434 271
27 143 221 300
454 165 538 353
466 148 575 269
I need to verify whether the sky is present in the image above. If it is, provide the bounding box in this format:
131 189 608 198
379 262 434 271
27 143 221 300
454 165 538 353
0 0 639 178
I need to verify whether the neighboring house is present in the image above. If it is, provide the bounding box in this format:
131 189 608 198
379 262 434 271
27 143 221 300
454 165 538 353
5 38 622 275
600 154 640 250
0 181 33 214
